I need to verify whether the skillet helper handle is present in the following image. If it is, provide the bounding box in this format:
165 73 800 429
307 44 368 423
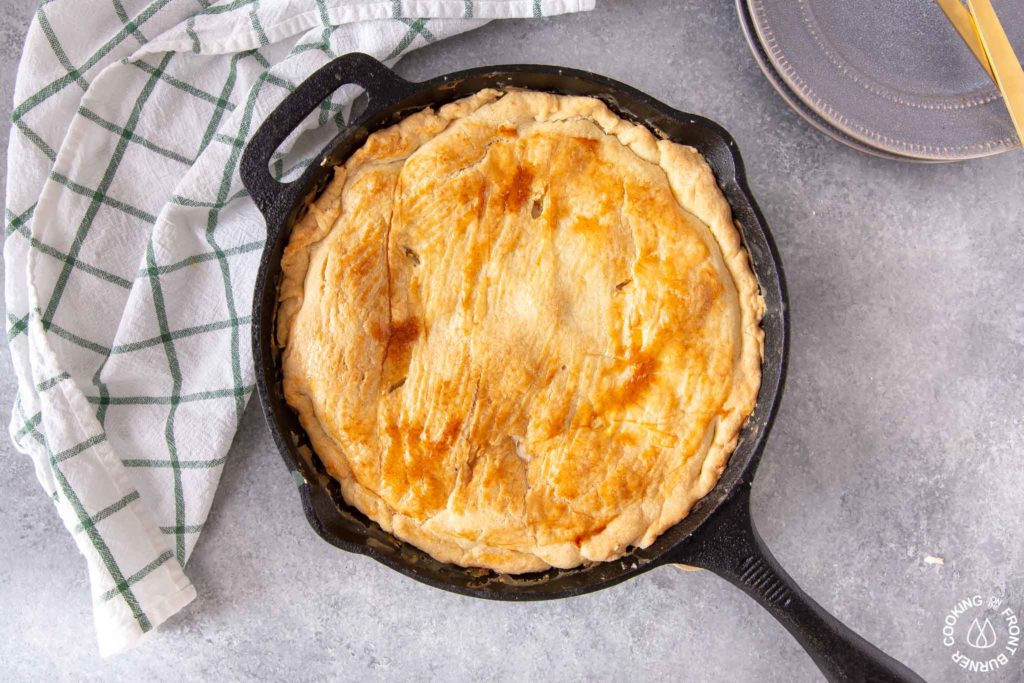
240 52 414 218
675 486 924 683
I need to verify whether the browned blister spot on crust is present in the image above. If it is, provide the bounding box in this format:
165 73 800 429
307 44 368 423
504 164 534 214
572 214 603 240
574 523 606 547
388 317 421 346
437 418 464 451
619 354 657 406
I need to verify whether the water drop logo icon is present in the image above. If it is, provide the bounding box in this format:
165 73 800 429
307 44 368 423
965 617 997 650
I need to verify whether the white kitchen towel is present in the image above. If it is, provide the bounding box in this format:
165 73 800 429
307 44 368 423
4 0 594 656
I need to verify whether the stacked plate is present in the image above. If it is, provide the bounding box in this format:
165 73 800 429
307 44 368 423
736 0 1023 161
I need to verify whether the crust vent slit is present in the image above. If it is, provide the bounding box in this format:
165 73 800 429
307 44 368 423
402 245 421 265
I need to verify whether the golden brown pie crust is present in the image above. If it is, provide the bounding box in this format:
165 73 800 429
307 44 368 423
277 90 765 573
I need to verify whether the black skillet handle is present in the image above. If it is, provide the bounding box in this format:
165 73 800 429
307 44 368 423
671 486 924 683
240 53 414 220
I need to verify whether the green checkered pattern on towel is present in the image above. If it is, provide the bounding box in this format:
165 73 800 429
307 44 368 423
3 0 593 656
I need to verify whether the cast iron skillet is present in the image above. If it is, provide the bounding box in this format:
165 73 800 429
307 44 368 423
241 53 923 683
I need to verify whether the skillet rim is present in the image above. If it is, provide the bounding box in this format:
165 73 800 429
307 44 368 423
247 55 789 600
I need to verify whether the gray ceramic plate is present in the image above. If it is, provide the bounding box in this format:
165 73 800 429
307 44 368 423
748 0 1022 160
735 0 916 162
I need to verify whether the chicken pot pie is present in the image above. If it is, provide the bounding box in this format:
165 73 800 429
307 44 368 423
278 90 764 574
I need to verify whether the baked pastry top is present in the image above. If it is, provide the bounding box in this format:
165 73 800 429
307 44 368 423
278 90 764 573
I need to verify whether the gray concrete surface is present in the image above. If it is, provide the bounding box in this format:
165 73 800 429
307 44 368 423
2 2 1023 682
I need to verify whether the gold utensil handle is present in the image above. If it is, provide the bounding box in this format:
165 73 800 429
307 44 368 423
967 0 1024 143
